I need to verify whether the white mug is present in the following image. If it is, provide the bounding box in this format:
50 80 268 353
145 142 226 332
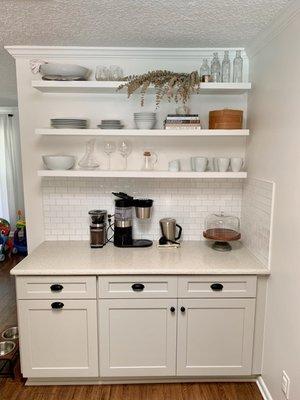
168 159 180 172
191 157 208 172
217 157 230 172
230 157 245 172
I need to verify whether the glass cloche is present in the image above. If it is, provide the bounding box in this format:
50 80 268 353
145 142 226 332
203 212 241 251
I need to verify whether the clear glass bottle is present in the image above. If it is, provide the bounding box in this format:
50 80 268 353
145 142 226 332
78 138 100 170
222 50 231 83
210 52 221 83
233 50 243 83
200 58 210 78
142 150 158 171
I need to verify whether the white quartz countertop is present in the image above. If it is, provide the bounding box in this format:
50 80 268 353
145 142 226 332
11 241 270 276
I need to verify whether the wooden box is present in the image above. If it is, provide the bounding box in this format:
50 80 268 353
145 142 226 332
209 109 243 129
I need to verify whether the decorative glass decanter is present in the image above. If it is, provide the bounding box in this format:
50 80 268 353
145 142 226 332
233 50 243 83
222 50 231 83
211 52 221 82
78 139 100 170
200 58 210 78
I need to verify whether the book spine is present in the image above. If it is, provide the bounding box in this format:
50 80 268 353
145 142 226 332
167 114 199 117
166 116 200 121
165 120 201 124
164 126 202 130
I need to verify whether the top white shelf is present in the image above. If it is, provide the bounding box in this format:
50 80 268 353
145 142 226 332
32 81 252 94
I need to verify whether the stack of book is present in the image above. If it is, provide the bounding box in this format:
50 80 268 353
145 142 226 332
164 114 202 130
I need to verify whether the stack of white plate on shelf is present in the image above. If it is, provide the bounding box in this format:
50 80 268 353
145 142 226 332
134 112 157 129
97 120 124 129
50 119 88 129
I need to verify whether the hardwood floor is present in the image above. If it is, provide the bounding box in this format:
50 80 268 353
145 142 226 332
0 255 263 400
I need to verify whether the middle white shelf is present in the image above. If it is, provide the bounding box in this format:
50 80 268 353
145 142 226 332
36 128 249 137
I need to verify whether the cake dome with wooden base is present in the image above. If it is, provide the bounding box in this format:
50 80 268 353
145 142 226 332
203 212 241 251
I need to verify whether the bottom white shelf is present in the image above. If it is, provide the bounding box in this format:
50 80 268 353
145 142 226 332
38 170 247 179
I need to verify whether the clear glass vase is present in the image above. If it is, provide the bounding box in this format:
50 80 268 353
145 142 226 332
222 51 231 83
200 58 210 78
211 52 221 83
233 50 243 83
78 139 100 170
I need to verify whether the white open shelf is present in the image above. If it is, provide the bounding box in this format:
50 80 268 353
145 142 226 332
36 128 249 137
38 170 247 179
32 81 252 94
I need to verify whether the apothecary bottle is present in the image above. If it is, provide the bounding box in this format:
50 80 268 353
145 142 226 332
210 52 221 82
200 58 210 78
233 50 243 83
222 50 231 82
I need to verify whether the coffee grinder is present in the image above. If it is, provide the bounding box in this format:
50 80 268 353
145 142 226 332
88 210 107 248
112 192 153 248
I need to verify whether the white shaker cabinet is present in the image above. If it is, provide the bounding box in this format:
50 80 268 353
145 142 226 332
18 299 99 378
176 298 255 376
98 298 177 377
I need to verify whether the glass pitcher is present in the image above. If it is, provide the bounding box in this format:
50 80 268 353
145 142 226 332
142 150 158 171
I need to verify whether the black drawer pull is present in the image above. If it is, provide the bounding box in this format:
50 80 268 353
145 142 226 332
50 284 64 292
170 307 175 313
51 302 64 309
131 283 145 292
210 283 224 291
180 306 186 313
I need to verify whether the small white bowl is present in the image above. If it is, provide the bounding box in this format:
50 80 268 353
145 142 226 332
42 155 76 170
135 120 156 130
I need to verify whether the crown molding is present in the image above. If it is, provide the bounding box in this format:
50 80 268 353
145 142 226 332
247 0 300 58
5 46 247 60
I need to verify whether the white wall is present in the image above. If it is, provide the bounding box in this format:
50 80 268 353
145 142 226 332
7 47 249 251
247 12 300 400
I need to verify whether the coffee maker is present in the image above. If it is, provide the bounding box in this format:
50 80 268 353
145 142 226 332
112 192 153 248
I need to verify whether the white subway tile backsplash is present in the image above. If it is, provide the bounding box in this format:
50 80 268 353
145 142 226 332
241 178 274 266
41 177 274 267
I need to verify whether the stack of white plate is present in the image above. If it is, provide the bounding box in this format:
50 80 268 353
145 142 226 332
51 119 88 129
97 120 124 129
134 112 156 129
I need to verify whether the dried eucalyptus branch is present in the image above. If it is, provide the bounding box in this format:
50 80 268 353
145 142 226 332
118 70 201 107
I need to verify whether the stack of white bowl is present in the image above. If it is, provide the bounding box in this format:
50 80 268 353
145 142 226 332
134 112 156 129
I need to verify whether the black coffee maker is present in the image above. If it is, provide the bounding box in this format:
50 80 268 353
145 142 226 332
112 192 153 248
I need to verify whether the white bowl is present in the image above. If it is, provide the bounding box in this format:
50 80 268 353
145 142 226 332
40 63 90 78
135 120 156 129
42 155 76 170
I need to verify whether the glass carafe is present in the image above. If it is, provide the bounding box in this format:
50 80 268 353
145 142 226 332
78 139 100 170
200 58 210 78
142 150 158 171
211 52 221 82
222 50 231 83
233 50 243 83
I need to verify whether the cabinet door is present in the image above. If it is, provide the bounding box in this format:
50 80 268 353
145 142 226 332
177 298 255 376
18 299 98 378
99 299 177 377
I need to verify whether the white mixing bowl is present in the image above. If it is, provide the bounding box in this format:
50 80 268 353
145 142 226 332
40 63 89 78
42 155 76 170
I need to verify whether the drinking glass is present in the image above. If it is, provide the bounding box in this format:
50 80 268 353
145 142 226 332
95 66 110 81
109 65 124 81
118 140 132 170
103 141 116 170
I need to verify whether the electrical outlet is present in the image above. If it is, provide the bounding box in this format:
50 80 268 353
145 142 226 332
281 370 290 399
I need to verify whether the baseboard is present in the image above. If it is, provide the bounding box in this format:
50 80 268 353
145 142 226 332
256 376 273 400
26 376 257 386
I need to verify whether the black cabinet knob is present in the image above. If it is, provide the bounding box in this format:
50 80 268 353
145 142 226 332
210 283 224 291
180 306 186 313
51 302 64 309
170 307 175 313
50 284 64 292
131 283 145 292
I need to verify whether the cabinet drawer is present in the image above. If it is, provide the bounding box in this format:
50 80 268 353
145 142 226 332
98 276 178 298
178 276 257 298
16 276 97 299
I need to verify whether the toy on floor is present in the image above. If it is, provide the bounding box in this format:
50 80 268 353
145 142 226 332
0 219 13 262
13 211 27 256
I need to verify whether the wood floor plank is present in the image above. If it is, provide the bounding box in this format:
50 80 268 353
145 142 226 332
0 255 262 400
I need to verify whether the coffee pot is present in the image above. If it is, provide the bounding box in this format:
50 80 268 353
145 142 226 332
159 218 182 245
